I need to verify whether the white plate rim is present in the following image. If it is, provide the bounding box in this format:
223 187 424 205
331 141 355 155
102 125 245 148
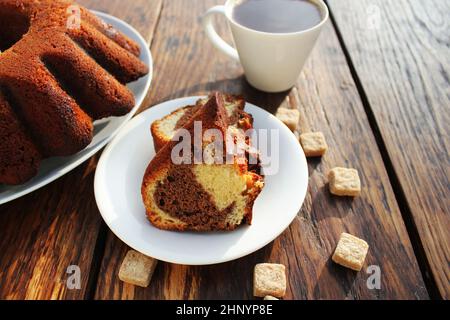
0 11 153 205
94 96 309 265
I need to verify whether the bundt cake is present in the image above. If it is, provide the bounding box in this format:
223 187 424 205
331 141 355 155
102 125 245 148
0 0 149 185
141 93 264 232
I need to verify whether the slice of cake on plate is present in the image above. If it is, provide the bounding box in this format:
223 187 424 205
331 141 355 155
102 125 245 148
141 92 264 231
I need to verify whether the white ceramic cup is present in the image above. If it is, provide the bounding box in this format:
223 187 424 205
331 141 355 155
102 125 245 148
202 0 329 92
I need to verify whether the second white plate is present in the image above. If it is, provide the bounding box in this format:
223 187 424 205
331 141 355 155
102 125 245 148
0 11 153 205
95 96 308 265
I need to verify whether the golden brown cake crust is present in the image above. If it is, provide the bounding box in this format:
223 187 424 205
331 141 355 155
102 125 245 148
0 91 41 185
0 0 149 184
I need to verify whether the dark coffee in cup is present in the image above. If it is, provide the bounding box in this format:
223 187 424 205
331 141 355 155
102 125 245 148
232 0 323 34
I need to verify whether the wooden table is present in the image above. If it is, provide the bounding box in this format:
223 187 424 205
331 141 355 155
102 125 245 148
0 0 448 300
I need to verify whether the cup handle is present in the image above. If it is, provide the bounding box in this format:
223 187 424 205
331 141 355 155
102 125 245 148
202 5 239 61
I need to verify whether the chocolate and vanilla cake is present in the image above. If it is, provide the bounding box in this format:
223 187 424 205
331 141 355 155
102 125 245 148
151 94 262 175
151 94 253 152
141 93 264 231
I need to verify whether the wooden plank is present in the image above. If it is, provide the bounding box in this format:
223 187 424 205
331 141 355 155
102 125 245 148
79 0 163 44
328 0 450 299
0 0 162 299
94 0 428 299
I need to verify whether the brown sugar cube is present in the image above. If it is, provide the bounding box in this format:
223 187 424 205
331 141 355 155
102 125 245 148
328 167 361 196
332 233 369 271
264 295 279 300
118 250 158 287
253 263 286 298
275 108 300 131
300 132 328 157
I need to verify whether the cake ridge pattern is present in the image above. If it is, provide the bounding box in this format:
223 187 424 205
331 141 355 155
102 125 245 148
0 0 149 185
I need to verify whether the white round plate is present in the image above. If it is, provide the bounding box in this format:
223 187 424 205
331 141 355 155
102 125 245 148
95 96 309 265
0 11 153 205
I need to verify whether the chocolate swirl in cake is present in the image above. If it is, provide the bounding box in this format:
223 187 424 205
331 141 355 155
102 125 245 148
154 165 235 229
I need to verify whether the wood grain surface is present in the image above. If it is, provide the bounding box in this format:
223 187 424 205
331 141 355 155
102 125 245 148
328 0 449 299
0 0 162 299
93 0 428 299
